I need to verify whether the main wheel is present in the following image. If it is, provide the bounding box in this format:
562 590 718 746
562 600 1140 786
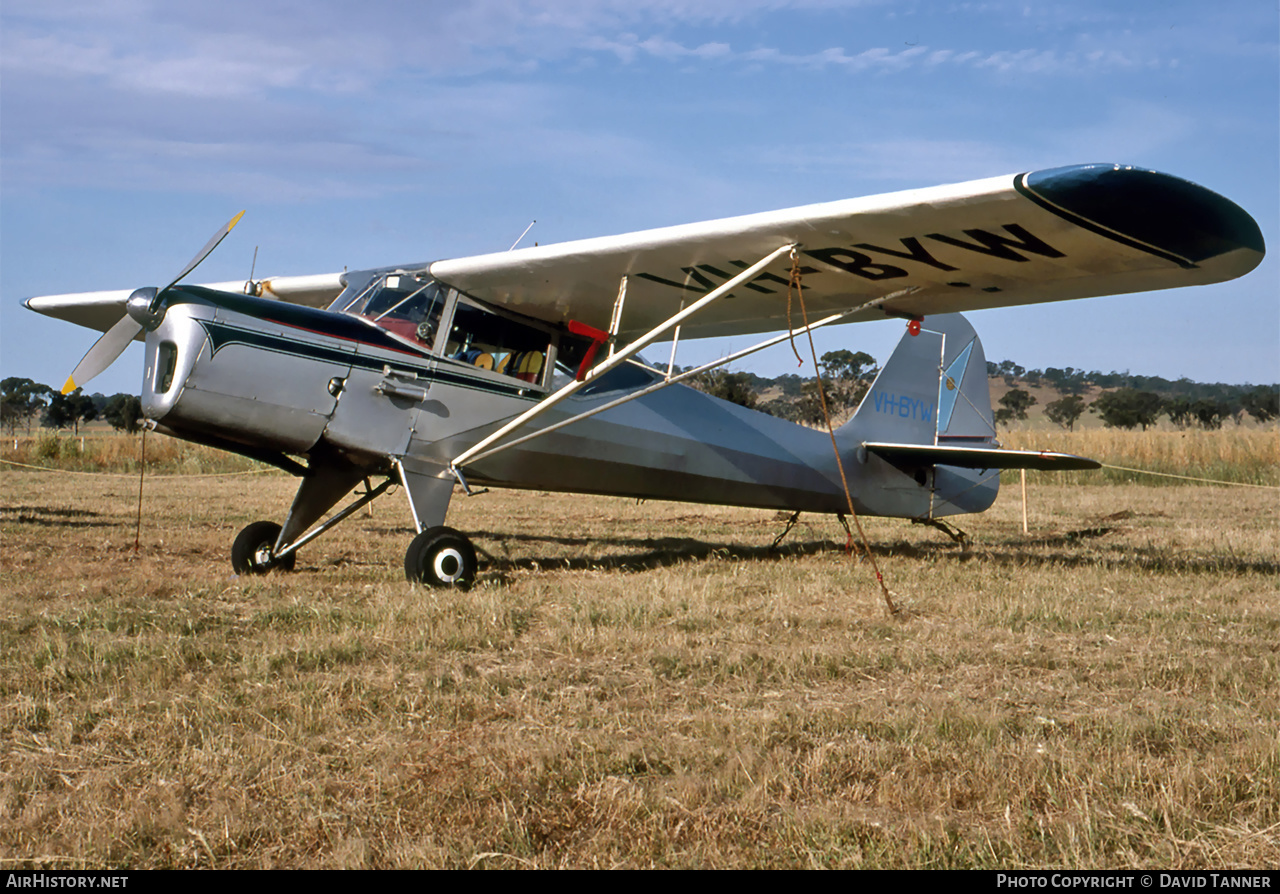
231 521 297 574
405 526 477 588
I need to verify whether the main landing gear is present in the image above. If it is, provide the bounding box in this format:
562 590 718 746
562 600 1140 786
227 463 479 587
230 517 479 588
225 447 478 585
231 521 298 574
404 526 478 589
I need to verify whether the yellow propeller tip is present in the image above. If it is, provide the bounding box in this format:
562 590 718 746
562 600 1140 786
229 210 246 229
61 376 77 395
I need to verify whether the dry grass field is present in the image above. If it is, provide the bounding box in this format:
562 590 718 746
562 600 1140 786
1001 429 1279 487
2 439 1277 868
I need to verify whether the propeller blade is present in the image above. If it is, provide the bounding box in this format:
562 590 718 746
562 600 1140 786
61 212 245 394
160 210 246 295
62 314 144 394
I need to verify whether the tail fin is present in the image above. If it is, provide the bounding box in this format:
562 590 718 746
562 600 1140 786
838 314 999 518
842 313 994 447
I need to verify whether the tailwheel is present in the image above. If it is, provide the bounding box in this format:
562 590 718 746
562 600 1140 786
231 521 298 574
405 526 477 589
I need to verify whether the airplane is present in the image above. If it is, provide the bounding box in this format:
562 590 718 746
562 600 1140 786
23 163 1265 588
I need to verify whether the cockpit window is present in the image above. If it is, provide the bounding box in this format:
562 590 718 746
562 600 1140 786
331 271 446 350
555 334 595 378
552 336 661 393
444 299 552 387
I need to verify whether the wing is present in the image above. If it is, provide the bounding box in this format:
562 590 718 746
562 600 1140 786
24 273 345 335
428 164 1265 340
24 165 1264 342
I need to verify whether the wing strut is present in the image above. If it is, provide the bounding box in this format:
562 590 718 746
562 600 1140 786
453 284 920 470
607 275 628 359
665 299 685 379
449 242 798 473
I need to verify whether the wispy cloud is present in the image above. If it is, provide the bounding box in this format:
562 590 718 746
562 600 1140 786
584 34 733 64
590 35 1166 75
0 0 1243 206
0 0 1191 107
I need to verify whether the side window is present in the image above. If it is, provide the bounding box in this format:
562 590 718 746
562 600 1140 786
444 301 551 387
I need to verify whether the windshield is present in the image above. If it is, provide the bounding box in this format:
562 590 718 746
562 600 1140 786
330 271 446 350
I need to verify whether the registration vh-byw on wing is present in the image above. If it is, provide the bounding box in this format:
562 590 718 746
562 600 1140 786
25 164 1265 587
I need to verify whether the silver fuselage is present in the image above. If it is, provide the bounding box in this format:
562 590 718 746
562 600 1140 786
142 285 995 523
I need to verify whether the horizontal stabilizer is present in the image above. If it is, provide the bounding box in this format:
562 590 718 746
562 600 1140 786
864 442 1100 472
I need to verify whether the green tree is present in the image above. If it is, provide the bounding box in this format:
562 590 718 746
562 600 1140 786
994 388 1036 427
103 394 144 433
1191 398 1231 431
44 388 99 435
1044 394 1087 431
820 349 876 382
1165 396 1194 429
1093 389 1163 431
1043 366 1089 396
1240 386 1278 424
1 378 54 436
791 378 830 425
689 369 757 410
997 359 1025 386
757 350 878 423
819 349 877 412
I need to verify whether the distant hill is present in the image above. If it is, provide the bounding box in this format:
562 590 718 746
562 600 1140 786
682 359 1277 433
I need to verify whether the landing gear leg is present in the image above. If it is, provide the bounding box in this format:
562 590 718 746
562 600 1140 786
405 526 477 589
911 516 970 548
769 511 801 550
228 454 394 576
231 521 298 574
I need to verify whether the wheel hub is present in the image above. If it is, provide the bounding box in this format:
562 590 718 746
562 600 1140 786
432 547 464 582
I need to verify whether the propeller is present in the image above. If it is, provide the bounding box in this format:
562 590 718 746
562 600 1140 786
61 211 246 394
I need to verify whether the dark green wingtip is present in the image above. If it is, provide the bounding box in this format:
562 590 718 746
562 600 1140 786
1017 164 1265 267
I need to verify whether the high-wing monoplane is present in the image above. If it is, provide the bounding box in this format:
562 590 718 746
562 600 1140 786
24 164 1265 586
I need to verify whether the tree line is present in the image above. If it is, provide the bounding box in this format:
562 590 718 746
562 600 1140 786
986 359 1268 406
995 386 1277 430
1 378 142 436
989 358 1278 430
689 355 1277 432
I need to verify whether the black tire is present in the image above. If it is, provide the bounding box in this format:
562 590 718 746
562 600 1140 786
231 521 297 574
405 526 477 588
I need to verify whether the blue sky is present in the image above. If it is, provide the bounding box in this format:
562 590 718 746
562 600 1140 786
2 0 1276 397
